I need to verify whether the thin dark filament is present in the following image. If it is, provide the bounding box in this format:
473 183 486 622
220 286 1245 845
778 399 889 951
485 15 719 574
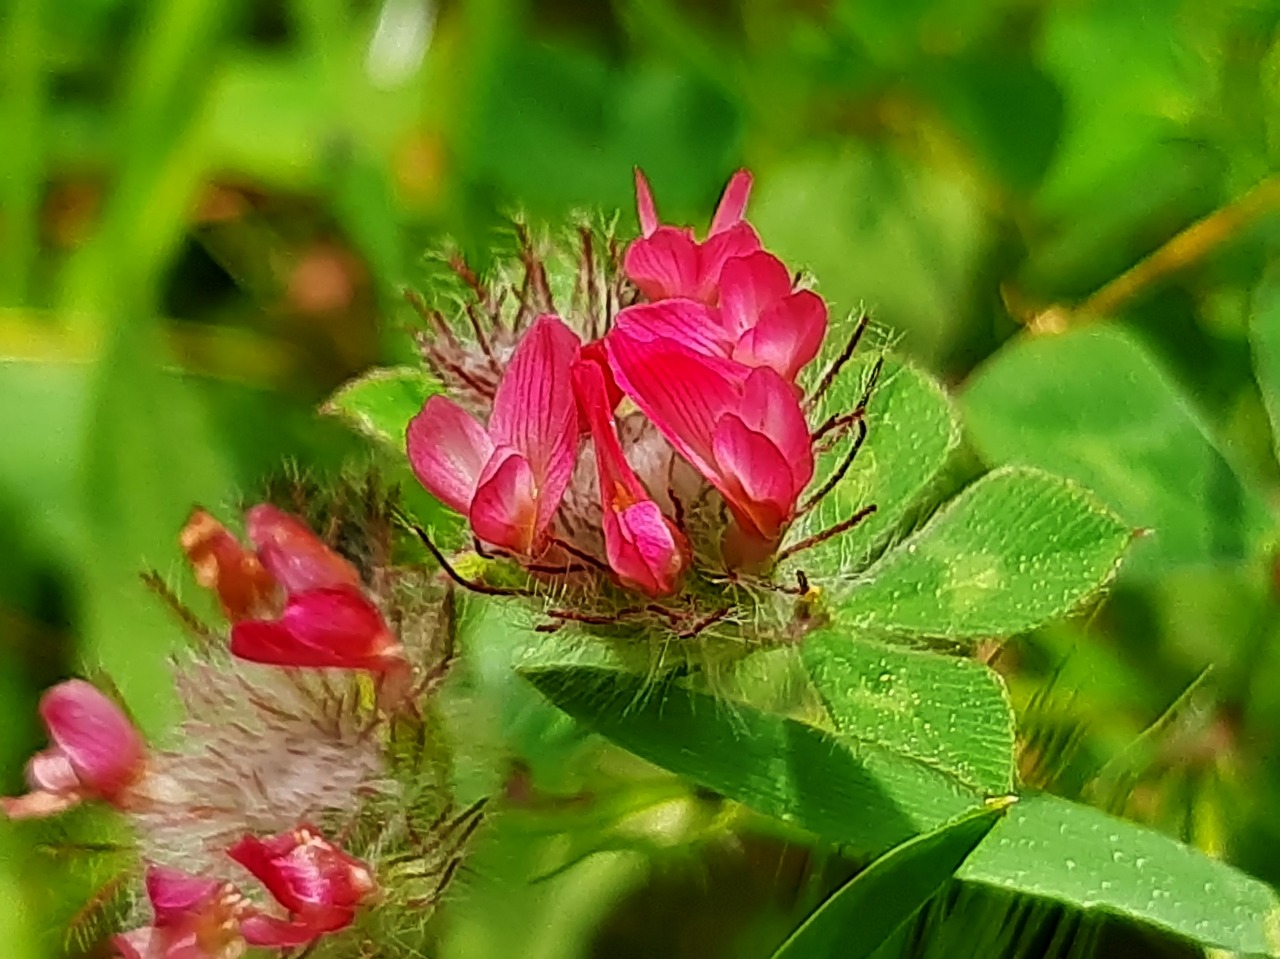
806 313 868 411
549 536 612 573
516 221 555 315
811 409 862 446
139 570 216 650
798 356 883 517
405 290 459 348
776 505 877 563
545 606 643 626
448 252 502 328
579 226 601 339
406 523 528 597
463 300 497 363
678 606 732 639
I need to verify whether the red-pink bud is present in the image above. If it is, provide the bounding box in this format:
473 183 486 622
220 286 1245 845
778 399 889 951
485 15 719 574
229 825 374 939
114 866 245 959
245 504 362 595
2 680 145 820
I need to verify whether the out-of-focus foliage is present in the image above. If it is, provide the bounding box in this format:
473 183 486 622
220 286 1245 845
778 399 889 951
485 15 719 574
2 0 1280 956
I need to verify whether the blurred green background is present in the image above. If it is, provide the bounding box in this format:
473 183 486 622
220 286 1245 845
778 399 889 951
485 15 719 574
3 0 1280 956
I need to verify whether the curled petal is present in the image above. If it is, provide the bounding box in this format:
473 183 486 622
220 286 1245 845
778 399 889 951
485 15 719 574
694 222 762 304
623 228 702 303
229 826 374 919
718 252 793 341
180 508 278 622
607 501 688 597
574 361 688 596
230 587 402 671
737 366 816 493
468 448 540 555
240 911 352 947
112 927 156 959
708 169 753 235
40 680 144 801
243 505 361 597
711 414 795 543
26 748 79 792
146 868 225 927
407 395 494 515
733 290 827 382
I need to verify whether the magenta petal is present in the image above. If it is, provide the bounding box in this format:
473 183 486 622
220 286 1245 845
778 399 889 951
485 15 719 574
718 252 793 340
230 587 399 670
605 331 744 480
145 866 223 926
468 448 540 554
246 505 362 595
738 366 815 493
610 501 686 597
709 170 753 235
613 299 730 359
26 748 79 792
407 395 494 515
241 910 352 947
695 222 762 303
711 414 794 541
112 928 154 959
40 680 143 800
624 228 702 302
734 290 828 382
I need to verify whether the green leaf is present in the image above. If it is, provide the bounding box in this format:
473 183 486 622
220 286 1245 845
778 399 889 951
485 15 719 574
771 804 1007 959
960 793 1280 955
802 629 1016 795
519 661 982 858
788 354 959 576
835 467 1129 639
1250 266 1280 466
321 365 438 451
963 326 1274 577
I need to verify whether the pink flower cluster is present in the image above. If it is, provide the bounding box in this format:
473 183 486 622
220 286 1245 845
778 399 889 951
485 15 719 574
3 506 394 957
408 170 830 593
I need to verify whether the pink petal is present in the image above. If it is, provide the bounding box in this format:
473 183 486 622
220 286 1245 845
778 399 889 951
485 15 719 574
229 587 401 671
40 680 143 801
574 361 687 596
609 501 688 597
26 747 79 792
605 331 744 480
229 827 373 917
468 448 540 554
246 505 362 595
145 867 223 925
718 251 793 340
179 508 279 622
624 228 703 302
613 299 730 360
486 315 580 534
733 290 828 382
695 222 762 303
737 366 815 493
577 338 625 416
407 395 494 515
634 168 659 238
708 170 754 235
711 414 795 542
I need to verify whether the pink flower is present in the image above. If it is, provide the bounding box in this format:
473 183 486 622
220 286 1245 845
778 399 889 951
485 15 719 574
181 506 404 673
614 251 827 383
114 867 245 959
605 332 814 563
572 361 689 596
624 169 761 305
407 314 581 556
229 826 374 944
2 680 145 820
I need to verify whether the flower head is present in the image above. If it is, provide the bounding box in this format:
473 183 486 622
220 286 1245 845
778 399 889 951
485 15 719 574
2 680 145 820
624 169 761 305
180 507 403 673
407 314 581 556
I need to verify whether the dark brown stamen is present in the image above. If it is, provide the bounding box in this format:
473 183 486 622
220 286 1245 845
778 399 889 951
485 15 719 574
807 313 869 411
549 536 612 573
678 606 732 639
776 505 877 563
